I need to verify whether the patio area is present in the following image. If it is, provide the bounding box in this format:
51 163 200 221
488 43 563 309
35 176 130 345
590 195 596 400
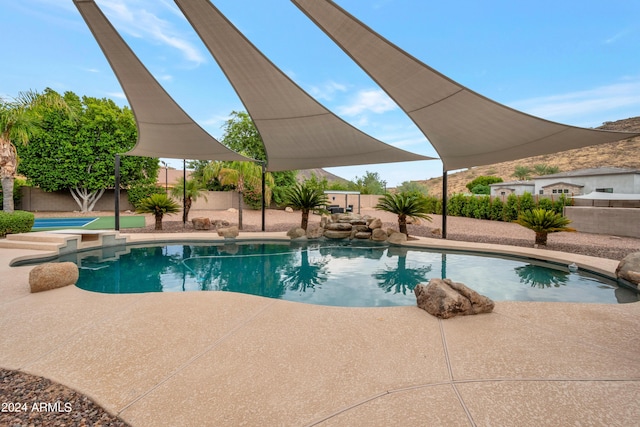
1 232 639 426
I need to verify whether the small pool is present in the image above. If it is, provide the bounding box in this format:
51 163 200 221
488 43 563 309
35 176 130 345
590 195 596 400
52 241 638 306
32 217 97 230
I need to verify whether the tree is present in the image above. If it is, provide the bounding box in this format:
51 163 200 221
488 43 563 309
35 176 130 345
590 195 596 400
1 89 71 212
515 208 575 246
171 177 207 222
466 175 503 192
354 171 386 194
220 111 265 161
284 182 329 230
375 192 432 236
512 165 532 180
18 90 158 212
533 164 560 176
470 184 490 195
396 181 429 197
204 161 271 230
135 193 180 230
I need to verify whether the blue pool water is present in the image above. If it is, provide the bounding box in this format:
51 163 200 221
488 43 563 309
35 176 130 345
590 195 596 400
32 217 97 229
55 241 637 306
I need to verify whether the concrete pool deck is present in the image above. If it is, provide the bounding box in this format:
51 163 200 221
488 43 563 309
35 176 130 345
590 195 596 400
1 232 639 426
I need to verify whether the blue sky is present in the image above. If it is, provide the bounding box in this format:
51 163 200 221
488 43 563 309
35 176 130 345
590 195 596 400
3 0 639 186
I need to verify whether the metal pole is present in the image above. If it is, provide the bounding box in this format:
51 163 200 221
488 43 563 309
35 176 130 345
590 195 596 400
183 159 186 227
114 154 120 231
261 162 266 232
442 169 448 239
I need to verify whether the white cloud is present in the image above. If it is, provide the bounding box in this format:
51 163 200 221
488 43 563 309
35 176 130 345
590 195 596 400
106 91 127 100
307 80 348 101
96 0 206 65
338 89 397 116
510 78 640 124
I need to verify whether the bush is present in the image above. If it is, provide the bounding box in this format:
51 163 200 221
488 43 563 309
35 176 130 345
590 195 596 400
242 185 263 210
0 211 35 237
503 193 520 221
127 183 166 209
490 197 504 221
466 175 503 192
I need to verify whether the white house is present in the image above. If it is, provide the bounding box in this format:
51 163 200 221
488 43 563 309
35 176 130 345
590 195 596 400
489 181 535 197
533 167 640 196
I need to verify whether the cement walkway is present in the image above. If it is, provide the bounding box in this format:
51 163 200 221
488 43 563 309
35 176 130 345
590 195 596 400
1 234 639 426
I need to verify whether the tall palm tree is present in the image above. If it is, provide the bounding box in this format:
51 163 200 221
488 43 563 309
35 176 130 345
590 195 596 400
135 193 181 230
171 177 207 222
203 161 272 230
284 182 329 230
375 192 432 237
512 165 532 181
0 90 70 212
516 208 575 246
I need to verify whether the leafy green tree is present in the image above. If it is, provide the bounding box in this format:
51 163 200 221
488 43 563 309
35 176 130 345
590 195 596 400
354 171 386 195
466 175 503 192
470 184 490 195
396 181 429 197
519 192 535 213
536 197 554 211
127 183 165 209
284 182 329 230
18 90 158 212
490 197 505 221
533 164 560 176
516 208 575 246
171 177 207 222
503 193 520 221
375 192 432 236
220 111 265 161
135 193 180 230
512 165 532 180
1 89 71 212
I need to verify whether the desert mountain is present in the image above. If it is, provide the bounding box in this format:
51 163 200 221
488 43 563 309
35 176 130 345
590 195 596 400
417 116 640 197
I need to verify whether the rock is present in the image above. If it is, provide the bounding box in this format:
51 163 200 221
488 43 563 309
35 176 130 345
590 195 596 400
371 228 388 242
324 230 352 239
616 252 640 286
212 219 230 228
350 219 367 226
368 218 383 229
285 207 294 213
414 278 495 319
353 225 370 233
319 216 329 228
431 228 442 236
227 208 237 213
191 217 211 230
29 262 79 293
326 222 352 231
217 226 239 239
387 231 407 245
287 227 307 239
306 226 324 239
354 231 372 239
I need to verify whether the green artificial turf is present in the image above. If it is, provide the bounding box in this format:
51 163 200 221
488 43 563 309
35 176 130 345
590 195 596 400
32 215 145 231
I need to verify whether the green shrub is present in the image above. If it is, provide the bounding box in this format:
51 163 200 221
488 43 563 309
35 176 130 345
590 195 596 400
242 185 263 210
0 211 35 237
490 197 504 221
447 193 466 217
536 197 554 211
475 196 491 219
127 183 166 209
503 193 519 221
519 192 535 213
554 193 573 214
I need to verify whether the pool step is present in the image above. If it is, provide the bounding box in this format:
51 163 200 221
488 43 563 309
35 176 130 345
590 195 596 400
0 239 63 252
5 232 72 244
0 230 129 254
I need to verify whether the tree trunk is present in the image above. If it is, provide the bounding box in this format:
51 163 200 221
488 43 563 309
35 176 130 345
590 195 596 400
0 139 17 213
155 213 163 230
535 231 548 246
398 214 408 236
184 197 192 222
238 191 243 230
301 209 309 231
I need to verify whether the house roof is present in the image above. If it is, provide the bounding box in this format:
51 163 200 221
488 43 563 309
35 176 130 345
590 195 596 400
541 182 585 188
292 0 640 171
536 167 640 180
489 181 535 187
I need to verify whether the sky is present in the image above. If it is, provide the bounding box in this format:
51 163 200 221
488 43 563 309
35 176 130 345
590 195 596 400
2 0 640 186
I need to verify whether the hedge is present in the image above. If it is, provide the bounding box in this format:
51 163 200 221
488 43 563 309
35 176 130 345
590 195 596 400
0 211 35 237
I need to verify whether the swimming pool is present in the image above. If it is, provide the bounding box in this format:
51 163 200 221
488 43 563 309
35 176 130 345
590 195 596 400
57 241 637 306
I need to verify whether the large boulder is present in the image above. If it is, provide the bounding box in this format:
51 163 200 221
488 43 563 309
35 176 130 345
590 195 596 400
414 278 495 319
368 218 383 229
387 231 407 245
217 226 239 239
326 222 352 231
371 228 388 242
324 230 352 239
212 219 230 228
191 217 211 230
29 262 79 293
287 227 307 240
616 252 640 286
306 226 324 239
354 231 372 239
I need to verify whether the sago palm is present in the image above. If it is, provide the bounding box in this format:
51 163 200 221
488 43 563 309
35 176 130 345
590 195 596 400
516 208 575 246
285 182 329 230
375 192 432 237
135 193 181 230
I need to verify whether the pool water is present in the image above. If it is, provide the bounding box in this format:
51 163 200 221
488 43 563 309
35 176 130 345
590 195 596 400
60 242 637 306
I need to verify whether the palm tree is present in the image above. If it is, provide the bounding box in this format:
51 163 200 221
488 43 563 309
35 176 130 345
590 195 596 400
512 165 532 181
284 182 329 230
135 193 181 230
0 90 70 212
170 177 207 222
516 208 575 246
375 192 432 237
203 161 272 230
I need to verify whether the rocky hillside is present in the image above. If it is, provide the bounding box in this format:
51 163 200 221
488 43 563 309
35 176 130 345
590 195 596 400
418 116 640 197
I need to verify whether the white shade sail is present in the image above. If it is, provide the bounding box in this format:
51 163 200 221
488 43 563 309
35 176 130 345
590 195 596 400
74 0 251 162
292 0 640 171
173 0 432 172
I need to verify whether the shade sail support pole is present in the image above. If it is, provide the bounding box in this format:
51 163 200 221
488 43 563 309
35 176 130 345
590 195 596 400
261 162 266 232
442 169 448 239
114 154 120 231
183 159 187 227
